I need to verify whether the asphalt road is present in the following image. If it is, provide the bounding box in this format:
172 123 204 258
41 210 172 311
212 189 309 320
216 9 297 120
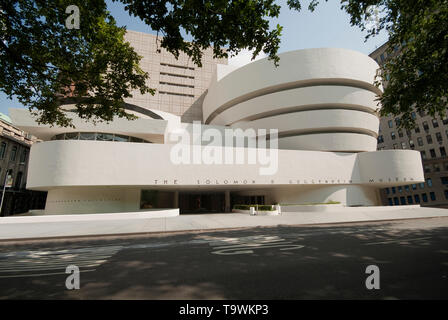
0 217 447 299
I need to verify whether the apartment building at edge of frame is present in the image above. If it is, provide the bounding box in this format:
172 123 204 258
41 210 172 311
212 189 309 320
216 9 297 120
0 113 46 216
370 42 448 208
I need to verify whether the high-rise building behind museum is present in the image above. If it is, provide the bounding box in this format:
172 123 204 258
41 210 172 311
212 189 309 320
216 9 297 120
124 30 227 123
370 42 448 208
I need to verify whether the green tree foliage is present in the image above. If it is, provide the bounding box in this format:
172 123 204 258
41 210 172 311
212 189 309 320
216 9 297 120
118 0 284 67
315 0 448 128
0 0 153 127
1 0 447 128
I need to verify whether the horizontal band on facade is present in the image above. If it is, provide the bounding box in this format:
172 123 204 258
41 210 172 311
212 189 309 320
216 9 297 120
205 80 382 124
60 100 165 120
269 128 379 139
229 104 379 126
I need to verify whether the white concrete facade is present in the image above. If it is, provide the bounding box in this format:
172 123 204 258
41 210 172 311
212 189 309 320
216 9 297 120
9 47 424 215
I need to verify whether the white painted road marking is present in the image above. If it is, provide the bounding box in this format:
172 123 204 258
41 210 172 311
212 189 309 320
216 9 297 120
207 235 305 255
0 245 122 278
364 237 432 246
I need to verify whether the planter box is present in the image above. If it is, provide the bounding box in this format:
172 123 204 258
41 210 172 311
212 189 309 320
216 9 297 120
232 209 279 216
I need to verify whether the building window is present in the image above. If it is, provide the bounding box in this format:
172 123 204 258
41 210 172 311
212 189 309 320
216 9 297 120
401 142 407 149
14 171 23 189
420 182 425 189
424 164 431 173
412 184 417 190
65 132 79 140
159 91 195 98
409 140 415 149
388 198 393 206
393 197 399 205
10 146 17 161
414 194 421 203
423 121 429 131
160 62 194 71
430 192 436 201
388 120 393 128
444 162 448 171
441 177 448 185
417 137 424 146
426 135 433 144
53 132 150 143
405 185 410 192
96 133 114 141
430 149 436 158
391 187 396 194
0 142 6 159
422 193 428 202
443 117 448 125
400 196 406 205
385 188 390 194
432 119 439 128
411 112 417 120
393 143 399 149
395 117 401 127
20 150 27 163
426 178 433 187
159 81 194 89
378 135 384 143
113 134 130 142
419 110 426 117
436 132 443 142
160 72 194 80
441 147 447 157
398 130 403 138
79 133 96 140
445 190 448 200
391 132 396 140
421 151 426 159
407 196 413 204
398 186 403 193
434 163 441 172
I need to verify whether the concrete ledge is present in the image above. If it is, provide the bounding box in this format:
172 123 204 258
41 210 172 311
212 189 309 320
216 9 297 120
0 208 179 224
281 204 419 212
1 206 447 241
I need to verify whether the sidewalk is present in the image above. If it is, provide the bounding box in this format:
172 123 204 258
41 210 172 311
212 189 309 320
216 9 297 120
1 206 448 241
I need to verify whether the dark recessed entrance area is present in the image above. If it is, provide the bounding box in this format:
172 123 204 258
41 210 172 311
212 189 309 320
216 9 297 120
179 192 225 214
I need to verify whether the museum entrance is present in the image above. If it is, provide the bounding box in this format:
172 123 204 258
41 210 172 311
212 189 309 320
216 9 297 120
179 192 225 214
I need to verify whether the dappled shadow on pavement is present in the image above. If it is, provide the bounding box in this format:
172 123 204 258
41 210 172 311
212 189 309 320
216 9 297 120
0 219 447 299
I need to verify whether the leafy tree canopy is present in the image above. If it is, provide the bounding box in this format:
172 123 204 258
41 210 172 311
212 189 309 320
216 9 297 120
1 0 155 127
335 0 448 129
1 0 447 128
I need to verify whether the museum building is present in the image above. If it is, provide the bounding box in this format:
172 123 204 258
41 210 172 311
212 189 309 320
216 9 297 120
9 31 425 215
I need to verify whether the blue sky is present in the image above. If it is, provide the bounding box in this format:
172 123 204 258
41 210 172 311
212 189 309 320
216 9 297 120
0 0 388 116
